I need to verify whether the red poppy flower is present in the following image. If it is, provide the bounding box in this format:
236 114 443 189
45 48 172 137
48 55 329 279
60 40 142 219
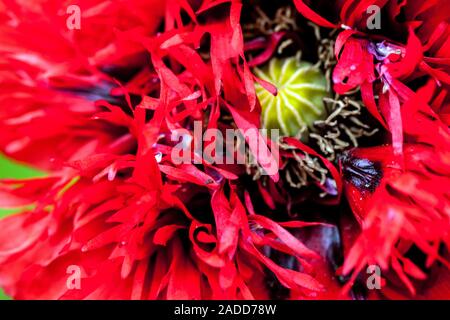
0 0 449 300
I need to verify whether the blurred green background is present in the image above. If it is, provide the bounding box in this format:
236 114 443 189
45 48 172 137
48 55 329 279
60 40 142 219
0 153 46 300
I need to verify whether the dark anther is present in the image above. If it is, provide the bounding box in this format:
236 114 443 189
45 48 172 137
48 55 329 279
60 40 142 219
340 152 382 192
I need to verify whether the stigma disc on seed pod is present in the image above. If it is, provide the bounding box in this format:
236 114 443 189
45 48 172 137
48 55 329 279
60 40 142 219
255 57 329 138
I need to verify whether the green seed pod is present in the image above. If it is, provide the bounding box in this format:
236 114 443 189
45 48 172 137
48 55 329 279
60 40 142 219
255 57 328 138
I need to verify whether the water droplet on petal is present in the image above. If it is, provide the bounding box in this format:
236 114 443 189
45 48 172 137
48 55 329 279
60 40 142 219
119 241 127 247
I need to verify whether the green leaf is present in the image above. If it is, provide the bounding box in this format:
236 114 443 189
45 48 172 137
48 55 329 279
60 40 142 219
0 153 45 179
0 288 11 300
0 153 46 300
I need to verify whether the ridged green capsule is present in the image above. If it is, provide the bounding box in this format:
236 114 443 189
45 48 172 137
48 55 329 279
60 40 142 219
255 57 328 137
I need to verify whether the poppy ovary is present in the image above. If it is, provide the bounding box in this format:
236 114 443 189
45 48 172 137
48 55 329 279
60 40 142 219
254 57 329 139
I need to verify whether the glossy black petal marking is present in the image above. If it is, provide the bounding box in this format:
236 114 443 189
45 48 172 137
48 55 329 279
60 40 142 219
341 152 382 192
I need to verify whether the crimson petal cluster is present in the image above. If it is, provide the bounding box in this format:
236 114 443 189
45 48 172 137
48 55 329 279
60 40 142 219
0 0 449 300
